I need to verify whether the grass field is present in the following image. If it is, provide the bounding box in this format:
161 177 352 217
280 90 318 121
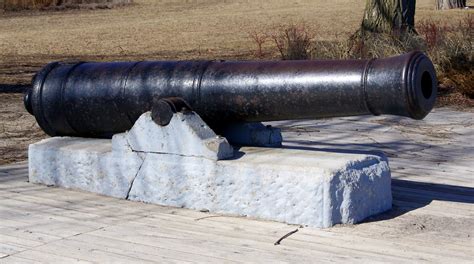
1 0 472 86
1 1 472 59
2 0 132 11
0 0 472 164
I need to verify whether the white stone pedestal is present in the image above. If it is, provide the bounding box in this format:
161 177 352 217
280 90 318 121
29 111 392 228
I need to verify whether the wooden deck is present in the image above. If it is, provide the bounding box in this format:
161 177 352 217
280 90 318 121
1 107 473 263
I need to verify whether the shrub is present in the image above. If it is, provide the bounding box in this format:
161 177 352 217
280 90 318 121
249 16 473 101
270 23 315 60
3 0 56 11
248 22 316 60
347 31 425 59
249 23 347 60
248 31 268 59
312 40 350 60
418 14 473 98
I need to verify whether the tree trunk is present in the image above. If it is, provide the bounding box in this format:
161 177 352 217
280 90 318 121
361 0 416 33
436 0 466 10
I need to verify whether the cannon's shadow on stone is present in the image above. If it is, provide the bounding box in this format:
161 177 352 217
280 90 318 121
225 150 246 160
281 144 385 157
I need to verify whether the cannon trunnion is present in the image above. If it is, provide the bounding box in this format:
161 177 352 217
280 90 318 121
25 51 437 138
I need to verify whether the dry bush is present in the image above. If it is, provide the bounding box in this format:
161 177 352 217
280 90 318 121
347 30 425 59
248 22 317 60
312 40 350 59
344 15 473 99
249 15 473 102
417 20 449 50
418 14 473 98
248 31 269 59
3 0 56 10
248 23 314 60
270 23 315 60
418 15 473 71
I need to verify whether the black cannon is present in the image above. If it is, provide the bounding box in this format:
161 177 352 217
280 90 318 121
25 51 437 138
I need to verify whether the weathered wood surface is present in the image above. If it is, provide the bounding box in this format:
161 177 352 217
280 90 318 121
1 107 473 263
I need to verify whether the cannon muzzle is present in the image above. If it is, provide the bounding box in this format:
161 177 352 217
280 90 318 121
25 51 437 138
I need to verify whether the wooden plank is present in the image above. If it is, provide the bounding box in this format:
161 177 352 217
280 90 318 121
0 108 473 262
1 179 471 262
0 201 107 227
31 239 169 264
0 190 151 217
0 169 28 177
95 217 420 262
0 227 62 244
0 242 27 257
0 255 41 264
391 199 473 219
0 205 105 238
0 194 148 226
130 204 474 259
89 225 354 263
11 250 92 264
128 213 471 261
0 162 28 171
70 234 233 263
0 234 43 248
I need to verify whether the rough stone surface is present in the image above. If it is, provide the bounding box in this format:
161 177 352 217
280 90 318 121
129 148 391 227
126 112 234 160
28 137 142 198
28 112 392 228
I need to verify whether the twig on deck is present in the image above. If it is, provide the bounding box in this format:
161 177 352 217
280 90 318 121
274 228 299 245
194 215 222 221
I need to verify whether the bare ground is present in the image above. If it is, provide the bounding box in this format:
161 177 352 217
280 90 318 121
0 93 46 165
1 0 473 86
0 0 473 164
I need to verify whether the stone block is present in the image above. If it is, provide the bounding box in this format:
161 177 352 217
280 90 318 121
29 137 142 198
28 111 392 228
126 112 234 160
128 147 391 227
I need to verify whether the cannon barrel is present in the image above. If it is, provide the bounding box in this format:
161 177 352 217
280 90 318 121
25 51 437 138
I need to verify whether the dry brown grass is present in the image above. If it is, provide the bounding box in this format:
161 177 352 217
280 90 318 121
249 13 472 102
3 0 54 11
3 0 132 11
417 14 473 100
0 93 46 165
1 0 471 59
0 0 473 164
0 0 472 89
